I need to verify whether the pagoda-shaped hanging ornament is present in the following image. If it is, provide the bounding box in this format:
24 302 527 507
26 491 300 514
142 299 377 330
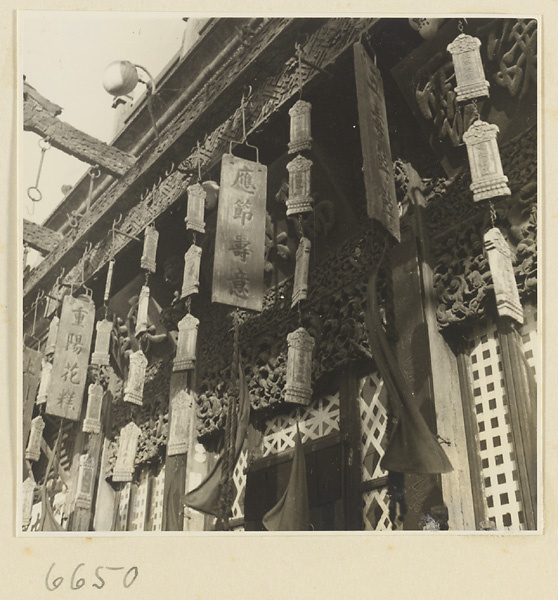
45 315 59 356
135 285 150 336
285 327 315 405
463 120 511 202
484 228 523 325
75 454 96 509
25 415 45 462
140 225 159 273
124 350 148 406
36 358 52 405
112 422 141 483
292 237 311 308
83 382 104 434
181 245 202 299
286 155 313 216
167 389 194 456
185 183 206 233
173 313 199 372
91 319 112 366
288 100 312 154
22 476 36 530
447 32 490 102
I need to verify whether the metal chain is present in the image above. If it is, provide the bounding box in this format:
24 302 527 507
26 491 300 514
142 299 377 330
489 201 497 228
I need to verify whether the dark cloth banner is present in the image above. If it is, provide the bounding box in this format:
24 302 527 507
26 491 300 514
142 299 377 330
262 423 310 531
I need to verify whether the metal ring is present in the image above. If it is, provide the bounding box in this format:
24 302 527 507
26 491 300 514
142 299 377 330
27 186 42 202
38 137 52 151
89 166 101 179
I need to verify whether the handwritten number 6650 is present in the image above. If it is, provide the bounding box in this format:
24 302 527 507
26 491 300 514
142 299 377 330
45 563 139 591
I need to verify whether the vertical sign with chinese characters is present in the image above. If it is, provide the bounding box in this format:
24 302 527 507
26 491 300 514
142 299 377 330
47 295 95 421
354 42 400 243
212 154 267 312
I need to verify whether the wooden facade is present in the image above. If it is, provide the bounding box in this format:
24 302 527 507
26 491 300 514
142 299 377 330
22 17 538 532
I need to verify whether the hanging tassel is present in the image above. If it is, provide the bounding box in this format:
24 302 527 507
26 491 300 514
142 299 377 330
185 183 206 233
288 100 312 154
26 415 45 462
173 313 199 372
140 225 159 273
292 237 311 308
181 245 202 299
484 227 523 324
135 285 150 336
112 422 142 483
104 259 115 305
286 155 313 216
447 32 490 102
463 120 511 202
22 476 36 530
124 350 148 406
83 382 104 434
36 358 52 405
285 327 315 405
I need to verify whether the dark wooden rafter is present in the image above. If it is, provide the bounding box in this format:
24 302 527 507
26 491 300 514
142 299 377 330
23 18 378 310
23 81 136 177
23 218 63 255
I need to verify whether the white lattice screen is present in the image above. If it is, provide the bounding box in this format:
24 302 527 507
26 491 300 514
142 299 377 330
150 466 166 531
232 448 248 521
467 305 538 531
115 482 131 531
262 394 340 457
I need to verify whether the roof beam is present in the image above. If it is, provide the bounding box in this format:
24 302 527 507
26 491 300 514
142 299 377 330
23 218 63 255
23 81 137 177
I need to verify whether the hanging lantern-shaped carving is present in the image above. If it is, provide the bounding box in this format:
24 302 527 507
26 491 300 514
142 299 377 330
173 313 199 372
22 477 36 530
75 454 96 509
140 225 159 273
135 285 150 336
36 358 52 405
181 245 202 299
288 100 312 154
484 228 524 325
45 315 59 356
292 237 311 308
185 183 206 233
91 319 112 366
285 327 315 405
167 390 194 456
112 422 141 483
124 350 148 406
83 382 104 434
286 155 313 216
463 120 511 202
447 33 490 102
25 415 45 462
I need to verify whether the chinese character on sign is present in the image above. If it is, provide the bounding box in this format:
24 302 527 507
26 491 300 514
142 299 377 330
72 306 88 327
233 198 253 226
66 332 84 355
229 268 250 298
57 388 76 407
62 361 80 384
229 234 252 262
233 167 256 194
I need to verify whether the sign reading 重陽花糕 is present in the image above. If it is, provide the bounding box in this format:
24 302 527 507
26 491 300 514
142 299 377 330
46 294 95 421
212 154 267 312
354 42 400 243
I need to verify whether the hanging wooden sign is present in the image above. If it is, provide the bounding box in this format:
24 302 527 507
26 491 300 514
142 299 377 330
167 389 194 456
463 120 511 202
286 155 313 216
25 415 44 462
212 154 267 312
135 285 150 336
45 315 60 356
447 33 490 102
185 183 206 233
22 477 36 529
292 237 311 308
124 350 148 406
181 244 202 299
140 225 159 273
112 422 141 483
75 454 96 509
288 100 312 154
173 313 199 372
46 294 95 421
83 382 104 434
484 227 523 325
91 319 112 366
285 327 315 406
354 41 400 243
36 358 52 405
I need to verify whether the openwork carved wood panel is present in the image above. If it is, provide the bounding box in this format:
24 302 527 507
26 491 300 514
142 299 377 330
232 448 248 521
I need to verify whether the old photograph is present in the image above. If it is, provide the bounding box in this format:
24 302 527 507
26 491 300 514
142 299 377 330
20 14 539 533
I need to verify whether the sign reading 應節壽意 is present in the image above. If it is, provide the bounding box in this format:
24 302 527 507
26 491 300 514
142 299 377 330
212 154 267 312
46 294 95 421
354 42 400 243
